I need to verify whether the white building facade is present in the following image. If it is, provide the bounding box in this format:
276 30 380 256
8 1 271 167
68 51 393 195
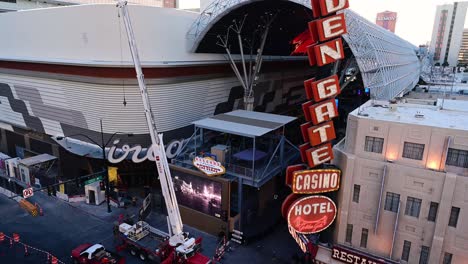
430 2 468 66
333 99 468 264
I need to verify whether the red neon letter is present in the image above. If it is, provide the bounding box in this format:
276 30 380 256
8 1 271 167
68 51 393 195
308 99 339 125
306 143 334 167
314 38 345 66
319 0 349 17
312 75 341 102
316 13 347 42
308 121 336 147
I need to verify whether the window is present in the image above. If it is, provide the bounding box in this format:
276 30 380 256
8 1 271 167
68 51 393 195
403 142 425 160
443 253 453 264
419 246 430 264
353 185 360 203
405 197 422 218
384 192 400 212
401 240 411 262
428 202 439 222
446 148 468 168
448 207 460 227
360 228 368 248
364 136 384 153
345 224 353 243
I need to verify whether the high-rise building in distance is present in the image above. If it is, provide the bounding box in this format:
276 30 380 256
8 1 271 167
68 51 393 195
376 11 397 33
458 29 468 66
430 2 468 66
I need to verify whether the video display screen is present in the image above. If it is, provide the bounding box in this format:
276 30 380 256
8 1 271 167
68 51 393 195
171 168 222 218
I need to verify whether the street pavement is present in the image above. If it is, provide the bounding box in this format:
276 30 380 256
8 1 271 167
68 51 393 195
0 192 302 264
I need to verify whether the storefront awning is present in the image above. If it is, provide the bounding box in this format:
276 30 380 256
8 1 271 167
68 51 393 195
19 153 57 167
51 136 128 160
192 110 296 138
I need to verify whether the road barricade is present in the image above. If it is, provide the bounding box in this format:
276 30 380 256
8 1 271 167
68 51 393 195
19 199 38 217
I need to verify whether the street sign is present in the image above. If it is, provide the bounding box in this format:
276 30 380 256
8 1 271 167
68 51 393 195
23 187 34 199
84 175 103 185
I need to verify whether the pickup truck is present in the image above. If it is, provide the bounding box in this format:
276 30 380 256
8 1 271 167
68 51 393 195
71 243 125 264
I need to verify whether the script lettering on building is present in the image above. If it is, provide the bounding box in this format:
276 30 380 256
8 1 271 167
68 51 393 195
331 246 387 264
107 138 190 163
292 169 341 194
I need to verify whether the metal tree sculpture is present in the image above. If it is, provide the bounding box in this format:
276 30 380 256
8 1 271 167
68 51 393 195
216 12 277 111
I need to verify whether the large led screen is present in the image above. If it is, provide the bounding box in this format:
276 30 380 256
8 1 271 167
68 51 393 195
171 168 222 218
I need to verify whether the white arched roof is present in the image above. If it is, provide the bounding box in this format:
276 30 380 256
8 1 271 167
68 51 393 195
188 1 421 100
186 0 310 52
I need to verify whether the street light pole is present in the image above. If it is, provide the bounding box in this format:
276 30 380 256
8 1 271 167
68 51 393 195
56 128 132 214
100 119 112 213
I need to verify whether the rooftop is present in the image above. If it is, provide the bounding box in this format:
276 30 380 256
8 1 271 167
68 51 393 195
19 153 57 166
352 99 468 131
192 110 296 138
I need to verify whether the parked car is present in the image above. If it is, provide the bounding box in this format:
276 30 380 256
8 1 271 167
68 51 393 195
71 243 125 264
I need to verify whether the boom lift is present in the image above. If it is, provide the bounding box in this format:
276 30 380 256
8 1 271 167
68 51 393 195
116 0 202 259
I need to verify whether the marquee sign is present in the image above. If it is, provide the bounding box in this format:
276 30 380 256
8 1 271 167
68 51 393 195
193 156 226 177
292 169 341 194
282 0 349 254
287 196 337 234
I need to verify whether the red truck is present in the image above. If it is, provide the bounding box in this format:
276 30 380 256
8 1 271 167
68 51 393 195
117 221 211 264
71 243 125 264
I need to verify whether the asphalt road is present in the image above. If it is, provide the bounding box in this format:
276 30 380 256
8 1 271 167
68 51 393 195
0 192 303 264
0 193 139 264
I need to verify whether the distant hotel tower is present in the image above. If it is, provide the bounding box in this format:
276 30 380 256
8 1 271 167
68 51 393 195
376 11 397 33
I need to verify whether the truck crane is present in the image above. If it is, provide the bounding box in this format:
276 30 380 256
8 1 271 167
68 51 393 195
115 1 209 263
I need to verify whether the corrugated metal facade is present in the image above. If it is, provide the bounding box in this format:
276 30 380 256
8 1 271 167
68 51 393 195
0 67 308 139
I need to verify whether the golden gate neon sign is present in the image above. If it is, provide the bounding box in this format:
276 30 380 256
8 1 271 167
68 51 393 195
283 0 349 253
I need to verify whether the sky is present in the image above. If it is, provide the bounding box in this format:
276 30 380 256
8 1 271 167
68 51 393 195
178 0 468 46
348 0 467 46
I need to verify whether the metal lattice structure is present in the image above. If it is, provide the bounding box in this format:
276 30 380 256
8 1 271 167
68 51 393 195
187 1 421 101
186 0 310 52
342 10 421 100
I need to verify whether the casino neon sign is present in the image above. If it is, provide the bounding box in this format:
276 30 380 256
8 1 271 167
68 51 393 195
282 0 349 253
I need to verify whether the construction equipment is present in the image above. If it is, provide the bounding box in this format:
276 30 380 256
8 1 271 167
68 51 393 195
115 1 210 263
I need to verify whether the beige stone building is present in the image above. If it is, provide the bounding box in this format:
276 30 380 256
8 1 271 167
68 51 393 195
332 98 468 264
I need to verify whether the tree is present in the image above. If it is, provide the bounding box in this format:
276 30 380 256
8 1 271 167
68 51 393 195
217 13 277 111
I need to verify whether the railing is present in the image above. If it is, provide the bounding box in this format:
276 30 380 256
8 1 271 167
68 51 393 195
174 144 299 185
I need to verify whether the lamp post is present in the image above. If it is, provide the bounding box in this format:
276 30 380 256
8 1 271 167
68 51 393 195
56 119 132 213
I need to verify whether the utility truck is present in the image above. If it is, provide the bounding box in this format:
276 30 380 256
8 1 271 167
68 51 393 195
117 221 209 263
114 1 211 263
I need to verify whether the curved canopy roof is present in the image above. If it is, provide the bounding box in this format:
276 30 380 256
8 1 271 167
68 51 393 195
188 0 421 100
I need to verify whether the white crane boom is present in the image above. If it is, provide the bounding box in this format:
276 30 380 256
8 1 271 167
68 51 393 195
117 0 185 246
